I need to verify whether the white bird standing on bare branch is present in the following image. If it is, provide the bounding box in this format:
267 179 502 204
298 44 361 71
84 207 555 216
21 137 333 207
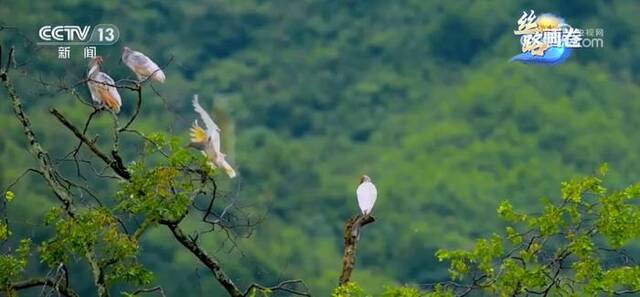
356 175 377 216
87 56 122 113
188 95 236 178
121 47 165 83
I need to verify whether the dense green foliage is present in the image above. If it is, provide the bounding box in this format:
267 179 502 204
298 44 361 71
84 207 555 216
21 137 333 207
2 0 640 296
433 165 640 296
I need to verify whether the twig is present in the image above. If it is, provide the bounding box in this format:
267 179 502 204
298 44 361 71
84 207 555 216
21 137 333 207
243 280 311 297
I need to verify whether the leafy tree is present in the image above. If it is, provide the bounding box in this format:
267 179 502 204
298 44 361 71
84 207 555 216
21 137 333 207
431 165 640 296
0 46 309 297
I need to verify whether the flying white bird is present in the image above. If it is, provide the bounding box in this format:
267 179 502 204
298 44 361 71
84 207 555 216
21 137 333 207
188 95 236 178
356 175 377 216
87 56 122 113
121 47 166 83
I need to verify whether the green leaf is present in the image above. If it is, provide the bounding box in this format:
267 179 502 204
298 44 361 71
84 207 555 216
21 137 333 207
4 191 14 202
598 163 609 176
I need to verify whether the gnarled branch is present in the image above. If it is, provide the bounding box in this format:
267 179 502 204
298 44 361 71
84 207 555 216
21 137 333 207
339 214 375 286
3 68 109 297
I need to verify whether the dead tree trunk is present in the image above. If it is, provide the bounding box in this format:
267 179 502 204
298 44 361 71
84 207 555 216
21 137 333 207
339 214 375 286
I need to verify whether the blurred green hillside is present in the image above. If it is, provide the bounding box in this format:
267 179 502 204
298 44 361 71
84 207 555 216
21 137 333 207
2 0 640 295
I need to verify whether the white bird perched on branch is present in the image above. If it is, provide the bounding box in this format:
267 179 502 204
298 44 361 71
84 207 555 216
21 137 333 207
356 175 377 216
121 47 165 83
188 95 236 178
87 56 122 113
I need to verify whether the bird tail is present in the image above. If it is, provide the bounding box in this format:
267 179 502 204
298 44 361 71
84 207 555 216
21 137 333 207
224 164 237 179
153 69 166 83
220 159 237 178
98 88 121 113
104 94 121 113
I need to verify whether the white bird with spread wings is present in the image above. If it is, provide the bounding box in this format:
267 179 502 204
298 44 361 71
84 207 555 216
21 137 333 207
356 175 377 216
188 95 236 178
121 47 166 83
87 56 122 113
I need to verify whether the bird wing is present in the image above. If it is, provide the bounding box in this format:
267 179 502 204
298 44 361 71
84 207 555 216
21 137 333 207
87 80 102 105
192 95 221 152
356 182 378 215
189 121 209 146
89 72 121 113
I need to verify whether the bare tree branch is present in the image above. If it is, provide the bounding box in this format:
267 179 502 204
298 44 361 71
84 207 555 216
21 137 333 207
50 108 130 180
243 279 311 297
9 277 79 297
129 286 167 296
162 221 244 297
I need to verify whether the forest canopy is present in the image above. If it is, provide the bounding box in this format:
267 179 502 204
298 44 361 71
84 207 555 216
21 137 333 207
2 0 640 296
